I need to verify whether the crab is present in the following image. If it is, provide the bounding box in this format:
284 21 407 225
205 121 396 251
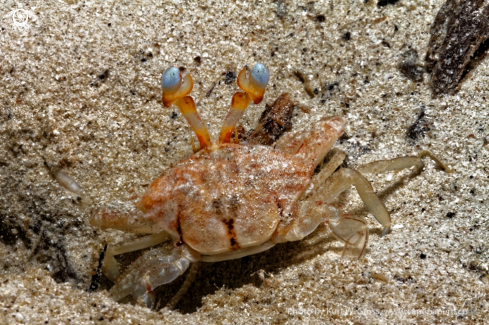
89 63 451 308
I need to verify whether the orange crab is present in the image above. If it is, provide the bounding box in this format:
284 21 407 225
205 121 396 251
89 64 450 308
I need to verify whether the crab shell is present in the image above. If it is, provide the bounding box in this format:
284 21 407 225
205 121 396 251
137 143 315 255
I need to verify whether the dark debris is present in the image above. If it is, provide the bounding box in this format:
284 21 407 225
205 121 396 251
407 107 430 142
293 70 315 98
89 70 109 87
377 0 401 7
205 82 217 97
275 0 287 19
398 49 424 82
425 0 489 95
89 245 106 293
224 71 236 85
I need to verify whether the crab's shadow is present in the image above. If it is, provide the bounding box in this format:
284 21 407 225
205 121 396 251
95 225 344 314
159 227 342 314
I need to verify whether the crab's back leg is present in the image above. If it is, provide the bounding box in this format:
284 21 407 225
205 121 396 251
219 64 269 144
357 150 453 174
288 117 346 173
162 67 211 149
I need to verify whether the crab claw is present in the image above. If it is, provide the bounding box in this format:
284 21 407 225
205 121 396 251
110 245 200 308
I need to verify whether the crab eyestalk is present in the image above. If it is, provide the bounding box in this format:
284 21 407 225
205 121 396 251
161 67 211 149
219 63 270 144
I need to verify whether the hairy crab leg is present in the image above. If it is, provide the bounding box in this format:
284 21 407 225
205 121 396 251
102 232 171 282
219 63 269 144
162 67 211 149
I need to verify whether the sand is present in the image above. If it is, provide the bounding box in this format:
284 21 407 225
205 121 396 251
0 0 488 323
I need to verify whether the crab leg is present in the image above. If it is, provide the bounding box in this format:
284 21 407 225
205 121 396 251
89 207 161 234
110 245 200 308
300 150 346 200
219 64 269 144
162 67 211 149
357 150 452 174
273 199 369 258
102 232 171 282
316 168 391 235
166 262 201 310
326 205 369 258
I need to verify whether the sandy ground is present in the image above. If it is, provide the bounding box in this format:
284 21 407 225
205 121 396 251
0 0 488 324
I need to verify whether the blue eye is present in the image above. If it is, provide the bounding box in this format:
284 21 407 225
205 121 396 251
250 63 269 89
161 67 181 92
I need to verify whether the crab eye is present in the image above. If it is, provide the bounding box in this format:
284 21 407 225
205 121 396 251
250 63 269 90
161 67 182 93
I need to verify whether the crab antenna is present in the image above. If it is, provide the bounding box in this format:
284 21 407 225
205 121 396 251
219 63 269 144
162 67 211 149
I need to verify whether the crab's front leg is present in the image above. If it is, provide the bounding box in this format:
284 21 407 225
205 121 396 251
89 206 172 281
101 232 171 282
219 63 269 144
109 244 200 308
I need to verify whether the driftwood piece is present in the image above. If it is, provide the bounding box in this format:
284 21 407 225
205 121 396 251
425 0 489 95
